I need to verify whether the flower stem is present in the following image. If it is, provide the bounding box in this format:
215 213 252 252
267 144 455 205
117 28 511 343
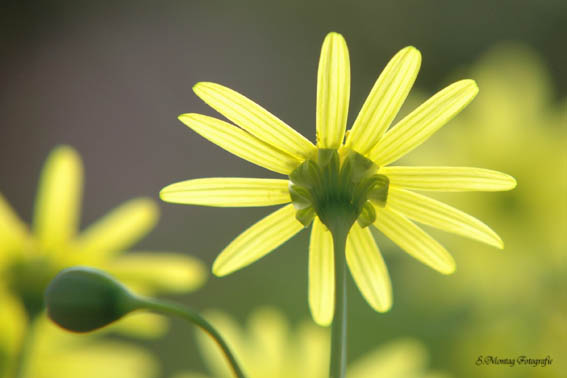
139 298 246 378
15 315 39 378
328 222 350 378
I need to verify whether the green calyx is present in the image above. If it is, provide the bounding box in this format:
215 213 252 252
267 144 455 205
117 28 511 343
289 149 389 229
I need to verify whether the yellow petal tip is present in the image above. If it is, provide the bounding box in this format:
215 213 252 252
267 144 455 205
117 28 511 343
440 263 456 275
47 145 82 173
401 45 421 57
212 259 231 277
313 317 332 327
177 113 192 123
158 186 170 202
311 305 333 326
375 302 393 313
508 176 518 190
495 239 505 250
322 32 347 49
52 144 80 158
462 79 479 93
192 81 210 92
132 197 160 219
325 31 344 39
177 113 204 128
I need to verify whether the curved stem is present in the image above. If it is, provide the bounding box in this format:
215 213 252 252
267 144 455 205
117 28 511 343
139 298 246 378
329 223 350 378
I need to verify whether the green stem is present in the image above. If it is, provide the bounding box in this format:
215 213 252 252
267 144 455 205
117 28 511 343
15 315 39 378
328 223 350 378
139 297 246 378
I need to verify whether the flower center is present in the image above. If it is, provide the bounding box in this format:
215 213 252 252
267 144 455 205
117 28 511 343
288 149 389 230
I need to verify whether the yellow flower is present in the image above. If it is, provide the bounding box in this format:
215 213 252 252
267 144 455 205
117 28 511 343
160 32 516 326
0 145 207 378
174 307 449 378
0 301 158 378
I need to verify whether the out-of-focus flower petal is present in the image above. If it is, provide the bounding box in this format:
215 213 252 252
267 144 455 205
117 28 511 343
102 253 206 293
72 198 158 261
33 146 82 254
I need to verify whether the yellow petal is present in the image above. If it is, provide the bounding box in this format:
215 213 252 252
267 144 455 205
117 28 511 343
193 82 315 159
388 188 504 248
346 47 421 155
103 252 207 293
373 206 455 274
0 193 29 257
381 166 517 191
308 217 334 326
346 223 392 312
33 146 83 252
72 198 158 261
370 80 479 166
179 113 302 175
212 204 303 276
160 178 291 207
316 32 350 148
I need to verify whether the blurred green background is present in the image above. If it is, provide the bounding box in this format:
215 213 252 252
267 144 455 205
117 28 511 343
1 0 565 377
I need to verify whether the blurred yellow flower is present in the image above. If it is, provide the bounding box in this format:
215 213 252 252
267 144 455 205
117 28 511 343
0 301 158 378
160 33 516 325
0 145 207 378
399 44 566 378
161 32 515 326
174 307 449 378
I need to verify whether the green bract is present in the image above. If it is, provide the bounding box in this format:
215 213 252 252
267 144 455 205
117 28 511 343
289 149 389 229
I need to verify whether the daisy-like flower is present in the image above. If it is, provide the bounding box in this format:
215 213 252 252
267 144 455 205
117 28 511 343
0 145 206 377
160 32 516 327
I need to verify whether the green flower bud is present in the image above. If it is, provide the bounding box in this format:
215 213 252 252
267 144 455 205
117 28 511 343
45 266 141 333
